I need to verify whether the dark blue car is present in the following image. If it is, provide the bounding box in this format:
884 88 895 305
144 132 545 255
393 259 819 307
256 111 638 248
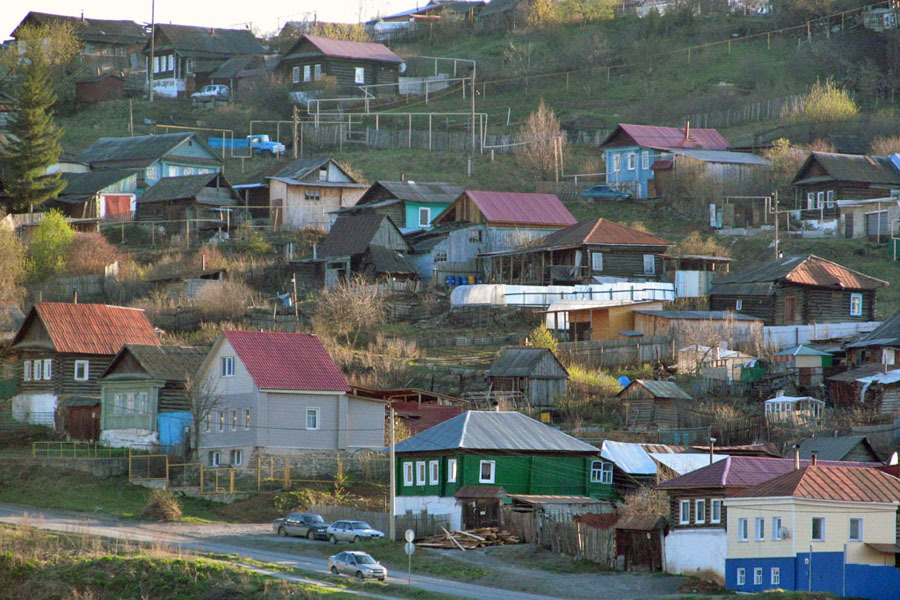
580 184 632 201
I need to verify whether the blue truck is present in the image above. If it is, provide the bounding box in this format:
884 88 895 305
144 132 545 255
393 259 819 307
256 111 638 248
208 134 286 157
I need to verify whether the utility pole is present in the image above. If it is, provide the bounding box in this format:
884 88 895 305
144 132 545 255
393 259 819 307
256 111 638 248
148 0 156 103
389 407 396 541
773 191 780 259
469 62 476 177
292 105 299 159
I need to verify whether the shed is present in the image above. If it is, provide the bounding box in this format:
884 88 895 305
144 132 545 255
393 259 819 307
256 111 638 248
764 395 824 424
618 379 692 429
661 254 732 298
773 344 833 386
57 397 101 441
136 172 242 233
792 435 881 463
543 299 666 341
454 485 507 529
486 348 568 408
613 515 667 572
632 309 764 350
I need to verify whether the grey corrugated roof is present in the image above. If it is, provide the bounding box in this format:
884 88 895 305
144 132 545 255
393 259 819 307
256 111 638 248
853 309 900 345
319 213 397 258
671 149 770 166
270 157 332 180
794 436 877 462
633 310 762 322
367 244 417 274
627 379 692 400
392 411 600 454
76 133 207 166
367 181 464 205
486 348 567 378
138 173 236 206
774 344 833 357
601 440 657 475
209 55 260 79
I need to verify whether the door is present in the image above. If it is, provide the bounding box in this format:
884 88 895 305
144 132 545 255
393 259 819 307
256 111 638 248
866 211 889 241
68 406 100 440
784 297 797 323
845 213 854 238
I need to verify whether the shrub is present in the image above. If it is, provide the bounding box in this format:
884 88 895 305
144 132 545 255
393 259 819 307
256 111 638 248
193 280 254 322
0 229 26 304
141 489 182 521
230 222 272 257
870 136 900 156
567 365 622 396
528 323 558 355
783 79 858 124
517 100 566 179
65 232 129 276
26 210 74 282
272 490 311 513
675 231 730 258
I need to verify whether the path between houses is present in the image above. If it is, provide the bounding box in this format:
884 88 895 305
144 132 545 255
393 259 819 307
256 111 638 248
0 504 689 600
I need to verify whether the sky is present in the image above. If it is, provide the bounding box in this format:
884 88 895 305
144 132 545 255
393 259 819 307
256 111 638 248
2 0 416 41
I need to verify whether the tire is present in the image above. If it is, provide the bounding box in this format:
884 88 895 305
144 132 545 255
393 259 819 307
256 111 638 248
262 150 273 158
331 566 339 575
378 578 385 582
307 529 315 540
278 526 287 537
330 534 338 544
356 571 365 581
352 536 360 543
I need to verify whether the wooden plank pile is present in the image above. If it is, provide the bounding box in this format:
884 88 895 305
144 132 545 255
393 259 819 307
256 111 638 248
417 527 520 550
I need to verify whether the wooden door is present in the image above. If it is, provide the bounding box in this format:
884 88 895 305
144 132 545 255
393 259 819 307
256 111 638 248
623 530 662 572
784 297 796 323
845 213 854 238
68 406 100 440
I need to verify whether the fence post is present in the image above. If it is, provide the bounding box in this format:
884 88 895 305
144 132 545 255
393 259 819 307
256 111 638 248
200 464 203 493
257 456 261 492
284 460 290 490
128 447 132 480
165 456 170 490
230 469 235 494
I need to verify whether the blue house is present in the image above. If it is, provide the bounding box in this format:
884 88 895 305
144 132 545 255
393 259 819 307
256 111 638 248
336 180 464 232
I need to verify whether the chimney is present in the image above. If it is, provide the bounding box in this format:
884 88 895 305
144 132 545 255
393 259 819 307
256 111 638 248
793 446 800 471
312 242 318 260
400 173 406 182
709 437 716 465
683 120 691 142
72 289 78 304
811 451 818 466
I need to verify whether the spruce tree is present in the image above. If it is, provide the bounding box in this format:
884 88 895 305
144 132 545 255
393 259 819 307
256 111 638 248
1 54 65 212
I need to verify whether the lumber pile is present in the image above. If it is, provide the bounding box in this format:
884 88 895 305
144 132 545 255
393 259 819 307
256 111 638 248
417 527 521 550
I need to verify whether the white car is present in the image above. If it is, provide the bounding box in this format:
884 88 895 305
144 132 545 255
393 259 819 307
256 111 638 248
326 520 385 543
191 84 230 99
328 550 387 581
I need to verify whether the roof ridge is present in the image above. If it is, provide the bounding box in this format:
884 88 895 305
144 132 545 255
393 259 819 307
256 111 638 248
720 455 732 486
459 411 471 448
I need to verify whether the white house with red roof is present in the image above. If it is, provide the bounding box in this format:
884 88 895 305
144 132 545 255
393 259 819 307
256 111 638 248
195 330 385 467
599 123 769 199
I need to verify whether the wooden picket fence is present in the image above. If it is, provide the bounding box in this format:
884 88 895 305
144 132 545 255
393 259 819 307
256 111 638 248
557 335 674 369
503 509 616 566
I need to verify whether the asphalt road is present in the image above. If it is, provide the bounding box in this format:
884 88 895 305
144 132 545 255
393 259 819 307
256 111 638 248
0 504 566 600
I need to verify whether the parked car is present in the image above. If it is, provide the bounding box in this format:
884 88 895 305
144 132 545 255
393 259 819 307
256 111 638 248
326 520 385 544
328 550 387 581
273 512 329 540
191 84 230 99
580 184 632 201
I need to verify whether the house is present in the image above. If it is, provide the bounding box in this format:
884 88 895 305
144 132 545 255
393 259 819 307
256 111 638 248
8 303 160 431
846 308 900 366
791 152 900 216
99 344 205 451
277 34 405 97
196 330 384 466
485 348 568 408
632 310 764 349
144 24 265 98
708 255 888 326
792 435 881 463
75 133 223 191
724 464 900 600
835 197 900 240
599 440 660 495
392 410 613 530
335 180 463 232
12 12 147 73
481 217 674 285
763 394 824 425
657 454 876 581
135 173 243 234
772 344 833 386
366 2 484 41
266 157 367 230
661 255 732 298
75 73 126 104
598 123 767 199
677 344 755 381
45 169 138 220
543 299 666 342
824 363 894 410
618 379 692 429
428 190 576 281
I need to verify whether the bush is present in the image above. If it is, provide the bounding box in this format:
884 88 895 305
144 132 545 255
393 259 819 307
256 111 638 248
675 231 730 258
567 365 622 396
0 229 26 304
141 489 182 521
26 210 74 282
783 79 858 124
193 280 254 322
65 232 131 276
870 136 900 155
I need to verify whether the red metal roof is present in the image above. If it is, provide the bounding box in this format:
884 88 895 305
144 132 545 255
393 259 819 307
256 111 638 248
223 330 350 392
14 303 159 355
301 34 404 64
464 190 576 227
734 465 900 503
782 255 888 289
607 124 729 151
391 401 465 435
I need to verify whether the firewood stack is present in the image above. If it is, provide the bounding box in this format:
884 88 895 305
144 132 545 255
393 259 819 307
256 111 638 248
417 527 521 550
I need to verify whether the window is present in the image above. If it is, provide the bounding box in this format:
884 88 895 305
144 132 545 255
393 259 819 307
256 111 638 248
627 152 635 170
591 252 603 272
812 516 825 541
434 250 448 262
849 517 863 542
304 189 320 201
772 516 782 540
244 408 251 430
429 460 439 485
146 165 159 181
469 229 483 244
403 462 414 486
850 293 863 317
755 517 765 541
479 460 495 483
126 392 135 414
416 461 426 485
695 499 706 524
817 191 825 208
314 64 322 80
204 412 211 432
807 192 815 209
292 66 300 83
447 458 457 483
771 567 780 585
679 500 691 525
303 65 311 82
753 567 762 585
736 568 746 586
306 408 319 430
42 359 52 380
735 299 743 311
221 356 235 377
231 409 237 431
601 462 613 484
32 360 42 381
319 168 327 181
137 392 148 416
643 254 656 275
218 411 225 432
23 360 31 381
711 499 722 524
418 207 431 228
590 461 605 483
612 154 621 173
112 393 124 415
826 190 835 208
738 517 748 541
641 150 649 170
354 67 365 84
230 449 243 466
153 56 160 73
185 58 193 73
209 451 220 467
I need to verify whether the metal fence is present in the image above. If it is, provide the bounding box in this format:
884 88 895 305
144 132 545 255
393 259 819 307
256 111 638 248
33 441 138 459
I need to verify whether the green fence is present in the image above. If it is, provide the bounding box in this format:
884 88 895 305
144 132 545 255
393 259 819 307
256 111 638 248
32 441 134 459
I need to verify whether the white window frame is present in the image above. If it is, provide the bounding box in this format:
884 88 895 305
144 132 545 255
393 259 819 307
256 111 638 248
429 460 439 485
612 154 621 173
403 462 414 486
817 191 825 208
755 517 765 541
591 251 603 272
292 66 300 83
626 152 635 170
826 189 835 208
735 299 743 311
416 461 426 485
807 192 815 209
679 500 691 525
138 391 148 415
319 168 327 181
303 65 311 82
849 517 863 542
771 567 780 585
601 462 613 484
736 568 745 586
221 356 235 377
218 410 225 432
753 567 762 585
418 207 431 228
812 516 825 541
209 451 220 467
643 254 656 275
641 150 649 170
773 516 782 540
710 499 722 524
306 408 319 430
244 408 251 430
478 460 495 484
447 458 457 483
695 499 706 524
850 293 863 317
153 56 160 73
74 360 89 382
354 66 365 84
23 360 31 381
231 449 243 466
231 409 237 431
590 460 604 483
42 359 52 380
204 412 211 432
314 64 322 80
32 360 42 381
738 517 748 541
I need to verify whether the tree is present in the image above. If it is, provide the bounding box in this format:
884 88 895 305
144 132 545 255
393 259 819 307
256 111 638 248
26 210 73 282
528 0 558 26
311 276 386 346
761 138 807 198
0 22 82 104
675 231 731 258
187 376 223 462
518 100 566 180
0 229 26 304
783 79 858 125
528 323 558 355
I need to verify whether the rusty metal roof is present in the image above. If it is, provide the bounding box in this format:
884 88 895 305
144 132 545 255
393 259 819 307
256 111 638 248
12 303 159 355
454 485 507 499
734 465 900 503
532 217 672 250
509 494 607 505
600 124 729 151
711 255 887 291
613 515 667 530
297 34 404 64
459 190 576 227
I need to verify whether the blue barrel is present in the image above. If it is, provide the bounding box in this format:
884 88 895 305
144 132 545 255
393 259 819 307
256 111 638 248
475 276 484 284
446 275 455 287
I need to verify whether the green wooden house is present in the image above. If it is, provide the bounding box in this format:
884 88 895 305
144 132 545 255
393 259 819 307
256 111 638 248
392 410 613 530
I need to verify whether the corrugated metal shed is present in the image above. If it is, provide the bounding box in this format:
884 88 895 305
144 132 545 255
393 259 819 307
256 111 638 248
601 440 658 475
600 124 729 151
734 465 900 502
298 34 404 64
392 411 600 454
710 255 887 291
529 217 672 250
486 348 568 378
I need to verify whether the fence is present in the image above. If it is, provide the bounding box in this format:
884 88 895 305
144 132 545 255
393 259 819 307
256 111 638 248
557 336 674 369
33 441 135 459
308 504 450 540
764 322 881 351
300 123 517 154
503 510 616 566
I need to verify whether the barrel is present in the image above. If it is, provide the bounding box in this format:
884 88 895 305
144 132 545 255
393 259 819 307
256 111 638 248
445 275 455 287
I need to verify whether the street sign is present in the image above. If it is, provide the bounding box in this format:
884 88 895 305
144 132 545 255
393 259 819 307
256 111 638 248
404 529 415 543
404 541 415 555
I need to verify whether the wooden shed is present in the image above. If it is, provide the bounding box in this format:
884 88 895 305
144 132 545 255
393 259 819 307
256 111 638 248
618 379 692 429
454 485 507 529
632 310 764 350
613 515 667 572
76 73 125 104
826 365 900 414
486 348 568 409
544 300 666 342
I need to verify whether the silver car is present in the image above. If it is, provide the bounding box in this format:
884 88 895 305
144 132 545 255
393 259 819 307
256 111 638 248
272 512 328 540
328 550 387 581
326 520 385 544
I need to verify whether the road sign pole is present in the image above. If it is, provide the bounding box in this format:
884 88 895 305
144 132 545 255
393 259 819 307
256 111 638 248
404 530 415 586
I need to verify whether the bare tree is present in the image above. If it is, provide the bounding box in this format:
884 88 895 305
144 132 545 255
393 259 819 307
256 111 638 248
312 275 386 346
517 100 566 180
186 376 223 462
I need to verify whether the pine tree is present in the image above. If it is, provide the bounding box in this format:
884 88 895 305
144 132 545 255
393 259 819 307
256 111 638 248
1 54 65 212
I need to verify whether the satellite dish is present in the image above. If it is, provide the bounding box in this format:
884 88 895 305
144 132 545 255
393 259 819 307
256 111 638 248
399 62 407 73
778 527 790 540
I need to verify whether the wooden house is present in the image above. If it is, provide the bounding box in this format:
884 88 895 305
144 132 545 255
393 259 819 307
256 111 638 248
75 132 222 190
45 169 138 220
144 24 265 98
543 300 666 341
136 173 243 234
792 435 881 463
618 379 692 429
708 255 887 326
772 344 833 386
393 411 613 530
825 364 900 414
482 217 674 285
266 157 366 230
277 35 404 96
485 348 568 408
632 310 764 350
846 309 900 366
99 344 205 452
334 180 463 231
8 303 160 434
